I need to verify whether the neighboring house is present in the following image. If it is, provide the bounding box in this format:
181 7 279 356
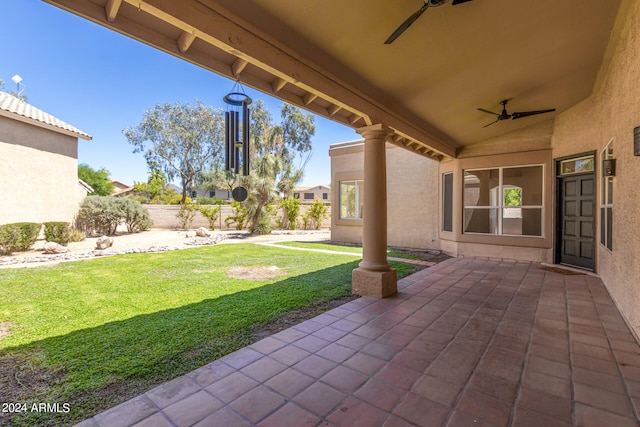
189 187 233 201
292 185 330 204
330 141 439 250
111 180 133 196
0 91 92 225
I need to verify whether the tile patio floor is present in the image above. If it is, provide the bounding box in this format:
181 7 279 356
76 258 640 427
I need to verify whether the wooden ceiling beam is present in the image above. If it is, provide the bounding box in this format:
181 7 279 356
105 0 122 22
231 58 249 76
177 30 196 53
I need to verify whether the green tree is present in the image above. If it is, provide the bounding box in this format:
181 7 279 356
78 163 115 196
133 169 167 202
241 101 315 234
123 100 224 203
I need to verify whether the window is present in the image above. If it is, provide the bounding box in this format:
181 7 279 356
322 193 328 200
601 141 614 251
340 180 363 219
304 193 315 200
293 193 300 199
464 165 543 236
443 173 453 232
191 190 197 198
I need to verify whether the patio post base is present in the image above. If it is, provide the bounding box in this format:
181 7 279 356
352 268 397 298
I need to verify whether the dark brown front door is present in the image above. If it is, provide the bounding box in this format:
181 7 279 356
558 173 596 270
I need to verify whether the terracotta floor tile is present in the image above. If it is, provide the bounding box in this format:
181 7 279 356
331 318 362 332
355 378 407 411
240 356 288 383
264 367 314 398
572 353 619 376
334 333 372 351
292 334 331 353
146 375 201 409
468 371 518 402
271 327 308 343
393 393 449 427
269 344 311 366
342 352 387 375
258 402 320 427
188 361 235 388
220 348 264 370
382 414 419 427
293 319 326 334
327 397 388 427
574 382 635 417
521 369 571 398
575 403 638 427
390 348 436 372
511 407 571 427
163 390 223 426
192 406 252 427
517 386 572 424
321 365 369 392
456 389 511 427
249 336 288 355
376 362 422 390
312 325 349 342
412 374 462 407
92 396 157 427
205 371 259 403
229 385 287 424
316 342 357 363
526 355 571 379
571 341 615 361
293 382 347 417
572 366 626 394
131 412 174 427
293 354 338 378
446 410 499 427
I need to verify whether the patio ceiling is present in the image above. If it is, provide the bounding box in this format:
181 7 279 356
44 0 622 160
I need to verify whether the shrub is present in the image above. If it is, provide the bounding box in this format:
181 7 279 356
43 222 71 245
199 205 221 230
279 197 301 230
0 222 41 255
176 203 197 230
69 228 86 242
303 199 329 230
118 198 153 233
197 197 223 205
76 196 152 235
225 201 248 230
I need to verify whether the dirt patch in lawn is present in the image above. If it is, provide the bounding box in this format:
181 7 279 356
0 322 12 340
227 265 285 280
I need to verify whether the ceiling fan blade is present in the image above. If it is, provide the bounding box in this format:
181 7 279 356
511 108 556 120
483 119 500 128
452 0 473 4
384 4 429 45
477 107 500 116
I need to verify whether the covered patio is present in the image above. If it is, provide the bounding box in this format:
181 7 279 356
77 258 640 426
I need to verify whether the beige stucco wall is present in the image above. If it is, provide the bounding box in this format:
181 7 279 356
330 140 441 250
0 116 81 224
551 0 640 337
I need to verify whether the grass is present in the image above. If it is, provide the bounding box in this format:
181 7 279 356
275 240 424 260
0 243 422 426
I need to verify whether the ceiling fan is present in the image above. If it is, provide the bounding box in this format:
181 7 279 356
478 99 556 128
384 0 472 45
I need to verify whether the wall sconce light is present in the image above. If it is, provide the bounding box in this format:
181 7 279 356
634 126 640 156
603 159 616 177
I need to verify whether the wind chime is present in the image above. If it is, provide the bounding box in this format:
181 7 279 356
223 82 252 202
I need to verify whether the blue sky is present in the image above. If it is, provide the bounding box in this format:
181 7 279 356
1 0 358 187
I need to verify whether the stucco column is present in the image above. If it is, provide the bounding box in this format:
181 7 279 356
352 124 397 298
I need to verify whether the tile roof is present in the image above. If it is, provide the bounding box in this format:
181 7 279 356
0 91 91 140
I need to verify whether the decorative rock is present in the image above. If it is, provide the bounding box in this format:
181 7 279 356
43 242 69 254
95 236 114 250
185 231 196 238
196 227 211 237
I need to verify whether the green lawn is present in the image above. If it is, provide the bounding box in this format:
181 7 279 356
275 240 424 260
0 243 422 426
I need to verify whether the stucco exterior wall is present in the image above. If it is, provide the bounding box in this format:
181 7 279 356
0 116 81 224
330 140 440 250
551 0 640 337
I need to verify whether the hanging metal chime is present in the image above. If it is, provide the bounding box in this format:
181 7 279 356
223 84 252 201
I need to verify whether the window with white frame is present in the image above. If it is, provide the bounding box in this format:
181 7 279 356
463 165 543 236
339 180 363 219
600 141 614 251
